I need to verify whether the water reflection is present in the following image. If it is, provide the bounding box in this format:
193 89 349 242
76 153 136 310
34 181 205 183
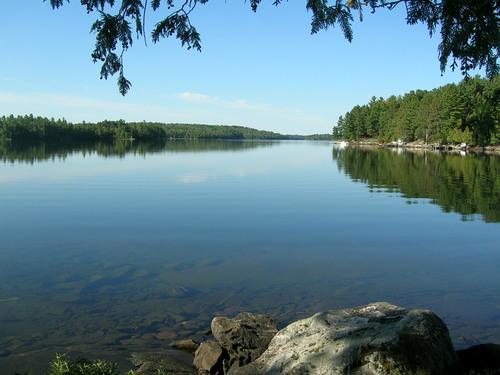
0 139 276 164
0 141 499 374
332 146 500 222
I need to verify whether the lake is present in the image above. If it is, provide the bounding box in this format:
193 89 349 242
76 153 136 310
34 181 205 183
1 140 499 374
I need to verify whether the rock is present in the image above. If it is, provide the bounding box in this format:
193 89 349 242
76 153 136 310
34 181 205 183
457 344 500 374
131 350 196 374
155 330 177 341
233 302 461 375
163 285 198 298
172 338 200 353
211 312 277 371
193 340 228 374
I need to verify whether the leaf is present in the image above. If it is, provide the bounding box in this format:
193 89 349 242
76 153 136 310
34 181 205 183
118 70 132 96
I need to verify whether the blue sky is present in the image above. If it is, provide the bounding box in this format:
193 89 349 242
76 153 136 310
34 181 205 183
0 1 473 134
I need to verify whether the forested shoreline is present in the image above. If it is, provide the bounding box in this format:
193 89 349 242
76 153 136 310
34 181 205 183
333 76 499 146
0 115 331 143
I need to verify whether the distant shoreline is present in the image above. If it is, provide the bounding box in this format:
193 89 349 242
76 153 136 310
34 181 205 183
0 115 332 143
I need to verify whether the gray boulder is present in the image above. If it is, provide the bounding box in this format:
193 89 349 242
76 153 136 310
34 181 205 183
234 302 461 375
211 312 277 371
193 340 228 374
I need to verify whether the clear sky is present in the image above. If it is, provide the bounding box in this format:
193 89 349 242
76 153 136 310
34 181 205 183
0 1 475 135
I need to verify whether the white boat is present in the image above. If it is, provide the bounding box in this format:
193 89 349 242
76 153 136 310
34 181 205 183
339 141 349 148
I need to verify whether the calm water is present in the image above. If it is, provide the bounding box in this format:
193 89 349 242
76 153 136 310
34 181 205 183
1 140 499 373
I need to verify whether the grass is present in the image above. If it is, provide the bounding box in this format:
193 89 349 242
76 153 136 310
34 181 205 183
46 354 134 375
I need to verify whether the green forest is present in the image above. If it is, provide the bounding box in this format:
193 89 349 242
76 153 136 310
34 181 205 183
0 115 334 165
333 76 500 146
0 115 303 142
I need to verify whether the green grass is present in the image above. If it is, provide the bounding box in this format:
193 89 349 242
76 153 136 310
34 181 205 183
46 354 135 375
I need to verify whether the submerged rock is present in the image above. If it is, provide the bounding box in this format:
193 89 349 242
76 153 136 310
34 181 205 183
154 330 177 341
131 350 196 374
172 338 201 353
193 340 228 374
211 312 277 372
163 285 199 298
233 302 461 375
457 344 500 374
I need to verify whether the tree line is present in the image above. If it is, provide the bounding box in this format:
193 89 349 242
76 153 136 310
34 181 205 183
333 76 499 146
0 115 315 142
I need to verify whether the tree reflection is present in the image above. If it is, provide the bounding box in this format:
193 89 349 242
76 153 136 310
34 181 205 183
332 147 500 222
0 139 275 164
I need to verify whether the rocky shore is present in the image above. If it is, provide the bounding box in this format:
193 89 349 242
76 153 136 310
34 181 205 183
129 302 500 375
342 140 500 154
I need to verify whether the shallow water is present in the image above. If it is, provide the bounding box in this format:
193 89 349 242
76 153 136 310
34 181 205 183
0 140 499 373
